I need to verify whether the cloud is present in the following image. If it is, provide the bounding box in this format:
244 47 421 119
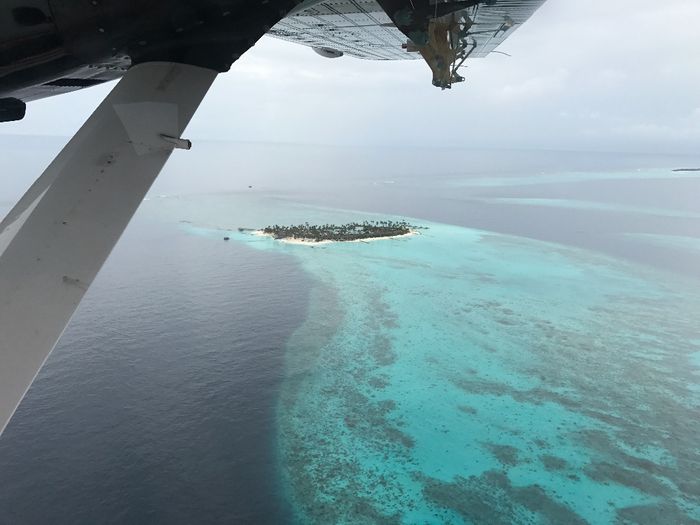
491 68 570 103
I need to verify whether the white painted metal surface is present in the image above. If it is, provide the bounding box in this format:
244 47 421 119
268 0 546 60
0 61 217 435
268 0 416 60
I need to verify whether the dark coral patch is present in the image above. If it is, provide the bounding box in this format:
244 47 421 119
584 462 671 497
486 444 520 467
541 454 568 471
419 470 588 525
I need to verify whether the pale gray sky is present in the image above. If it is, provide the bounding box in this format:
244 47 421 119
2 0 699 154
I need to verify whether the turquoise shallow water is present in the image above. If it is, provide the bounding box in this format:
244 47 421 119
448 169 700 187
179 195 700 525
622 233 700 255
477 198 700 220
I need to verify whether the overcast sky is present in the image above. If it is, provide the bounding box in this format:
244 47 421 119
1 0 699 155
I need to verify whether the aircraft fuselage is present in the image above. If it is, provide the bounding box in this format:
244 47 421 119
0 0 296 120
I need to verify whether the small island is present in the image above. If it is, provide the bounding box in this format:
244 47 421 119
672 168 700 172
246 220 419 244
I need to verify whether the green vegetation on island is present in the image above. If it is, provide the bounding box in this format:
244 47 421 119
255 220 417 242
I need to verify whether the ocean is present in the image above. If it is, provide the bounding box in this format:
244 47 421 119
0 141 699 524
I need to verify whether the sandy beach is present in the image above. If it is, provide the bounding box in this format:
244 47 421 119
251 229 418 245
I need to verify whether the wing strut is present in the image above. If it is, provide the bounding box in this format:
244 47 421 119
0 62 217 434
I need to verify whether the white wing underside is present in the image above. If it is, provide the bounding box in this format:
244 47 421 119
267 0 546 60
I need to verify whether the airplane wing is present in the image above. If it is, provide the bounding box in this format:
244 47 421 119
267 0 546 61
466 0 548 58
267 0 417 60
0 62 217 434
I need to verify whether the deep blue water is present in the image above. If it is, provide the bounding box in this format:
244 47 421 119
0 216 310 524
1 143 699 524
